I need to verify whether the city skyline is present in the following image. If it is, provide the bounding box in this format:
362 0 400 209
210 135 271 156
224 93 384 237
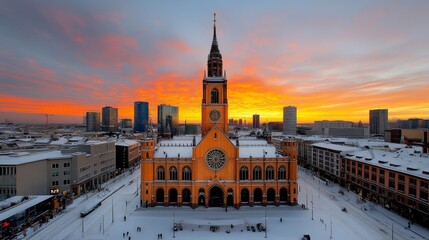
1 1 429 124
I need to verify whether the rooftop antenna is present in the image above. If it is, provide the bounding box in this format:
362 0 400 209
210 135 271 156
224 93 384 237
42 113 54 129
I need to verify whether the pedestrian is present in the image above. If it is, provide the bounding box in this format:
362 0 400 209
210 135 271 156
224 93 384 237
127 231 129 236
128 236 131 240
123 233 125 238
408 222 411 228
124 216 127 221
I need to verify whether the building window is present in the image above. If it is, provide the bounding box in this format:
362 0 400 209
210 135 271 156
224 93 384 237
51 172 59 177
63 163 70 168
182 166 192 181
211 88 219 104
240 166 248 180
52 163 59 168
253 166 262 180
278 165 286 180
63 180 70 185
52 181 59 186
157 166 165 180
64 171 70 176
265 165 274 180
170 166 178 180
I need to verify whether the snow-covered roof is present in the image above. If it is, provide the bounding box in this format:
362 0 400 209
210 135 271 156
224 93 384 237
0 150 71 165
235 139 269 146
69 136 86 142
343 149 429 180
158 135 202 147
50 137 68 145
312 142 359 152
34 138 50 144
115 139 139 147
0 195 54 222
154 146 193 158
239 145 277 158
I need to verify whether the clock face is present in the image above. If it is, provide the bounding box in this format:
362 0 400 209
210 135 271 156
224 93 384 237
205 148 226 170
209 110 221 122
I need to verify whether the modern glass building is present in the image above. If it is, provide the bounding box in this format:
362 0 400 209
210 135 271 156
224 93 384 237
134 101 149 133
158 104 179 136
101 106 118 132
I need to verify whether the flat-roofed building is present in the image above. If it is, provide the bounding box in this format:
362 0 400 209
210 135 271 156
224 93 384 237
341 148 429 228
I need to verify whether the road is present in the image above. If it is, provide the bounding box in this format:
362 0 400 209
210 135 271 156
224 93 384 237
298 167 427 240
27 169 140 240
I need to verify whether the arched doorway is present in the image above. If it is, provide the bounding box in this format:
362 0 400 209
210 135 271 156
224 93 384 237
279 188 288 203
209 185 224 207
227 188 234 206
156 188 164 204
169 188 178 204
254 188 263 203
198 188 205 206
241 188 249 204
267 188 275 203
182 188 191 204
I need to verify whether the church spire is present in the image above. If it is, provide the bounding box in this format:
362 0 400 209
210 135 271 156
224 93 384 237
207 13 223 77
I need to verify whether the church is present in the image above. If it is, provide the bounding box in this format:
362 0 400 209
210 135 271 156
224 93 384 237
140 15 298 208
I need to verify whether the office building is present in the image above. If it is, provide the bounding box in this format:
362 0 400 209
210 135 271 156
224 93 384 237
120 119 133 129
369 109 388 136
253 114 260 128
134 101 149 133
102 106 118 132
283 106 297 135
158 104 179 137
86 111 100 132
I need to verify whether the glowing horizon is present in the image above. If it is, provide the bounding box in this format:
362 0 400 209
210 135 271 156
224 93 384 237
1 1 429 125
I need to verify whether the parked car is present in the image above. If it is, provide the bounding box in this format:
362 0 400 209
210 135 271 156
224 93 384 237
246 225 250 231
251 226 256 232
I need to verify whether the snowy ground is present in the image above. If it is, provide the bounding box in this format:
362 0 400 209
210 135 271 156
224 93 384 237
24 167 429 240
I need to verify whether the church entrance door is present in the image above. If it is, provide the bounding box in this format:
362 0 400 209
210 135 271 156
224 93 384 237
209 185 224 207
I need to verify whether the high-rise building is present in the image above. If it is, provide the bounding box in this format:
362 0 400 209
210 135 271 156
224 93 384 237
158 104 179 136
369 109 388 136
134 101 149 132
101 106 118 132
86 111 100 132
283 106 297 135
120 119 133 129
253 114 260 128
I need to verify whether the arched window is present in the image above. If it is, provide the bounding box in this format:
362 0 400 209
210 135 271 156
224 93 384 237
169 166 177 180
278 165 286 180
211 88 219 104
253 166 262 180
182 166 192 181
157 166 165 180
266 165 274 180
240 166 248 180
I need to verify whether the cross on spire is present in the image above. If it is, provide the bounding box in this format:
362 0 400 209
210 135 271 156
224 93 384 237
213 13 216 25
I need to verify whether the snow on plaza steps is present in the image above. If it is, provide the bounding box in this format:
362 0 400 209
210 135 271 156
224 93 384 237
26 168 429 240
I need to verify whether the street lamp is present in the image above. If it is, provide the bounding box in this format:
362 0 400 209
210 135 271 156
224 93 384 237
264 206 267 238
311 193 314 220
173 208 176 238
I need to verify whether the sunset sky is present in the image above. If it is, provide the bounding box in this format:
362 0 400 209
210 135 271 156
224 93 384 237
1 1 428 124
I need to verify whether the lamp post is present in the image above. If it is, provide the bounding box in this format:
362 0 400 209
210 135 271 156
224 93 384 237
173 208 176 238
311 193 314 220
264 206 267 238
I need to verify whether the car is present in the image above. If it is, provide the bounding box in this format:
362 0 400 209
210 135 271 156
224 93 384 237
256 223 266 232
251 226 256 232
246 225 250 231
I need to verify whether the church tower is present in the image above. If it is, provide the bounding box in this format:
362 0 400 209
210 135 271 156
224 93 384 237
201 13 228 136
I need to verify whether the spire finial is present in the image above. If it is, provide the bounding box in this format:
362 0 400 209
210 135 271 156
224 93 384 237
213 13 216 25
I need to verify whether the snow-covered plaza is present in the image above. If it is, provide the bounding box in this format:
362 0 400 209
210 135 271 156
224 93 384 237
25 168 429 240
